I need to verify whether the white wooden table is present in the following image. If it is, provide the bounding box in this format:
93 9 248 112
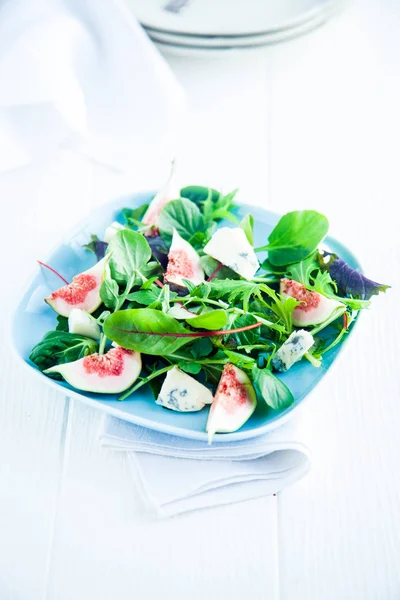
1 1 400 598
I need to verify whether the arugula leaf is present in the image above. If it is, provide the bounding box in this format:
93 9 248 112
107 229 152 286
213 188 238 213
104 309 196 355
286 254 319 287
186 309 228 331
240 213 254 245
100 279 120 311
158 198 206 242
257 210 329 266
268 295 299 334
201 363 224 385
30 331 98 373
252 367 294 411
223 350 255 369
206 279 264 312
322 252 390 300
287 254 371 310
121 204 149 229
83 234 108 261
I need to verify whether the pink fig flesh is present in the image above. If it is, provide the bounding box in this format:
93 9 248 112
280 278 345 327
206 363 257 442
45 347 142 394
45 256 109 317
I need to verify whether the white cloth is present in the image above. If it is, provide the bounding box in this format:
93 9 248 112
100 415 312 517
0 0 184 173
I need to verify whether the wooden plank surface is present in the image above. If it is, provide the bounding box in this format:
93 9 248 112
1 1 400 598
266 1 400 598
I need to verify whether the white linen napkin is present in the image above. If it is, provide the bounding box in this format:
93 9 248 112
0 0 184 173
99 415 312 517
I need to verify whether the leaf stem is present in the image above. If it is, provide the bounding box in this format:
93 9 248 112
207 262 223 282
108 321 263 339
98 334 107 356
251 276 280 283
118 364 175 401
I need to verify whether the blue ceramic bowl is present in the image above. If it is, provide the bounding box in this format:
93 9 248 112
12 193 361 441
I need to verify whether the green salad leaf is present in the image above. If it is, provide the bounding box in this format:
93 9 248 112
107 229 152 286
158 198 206 242
185 309 228 330
257 210 329 266
30 332 98 373
252 366 294 411
104 309 196 355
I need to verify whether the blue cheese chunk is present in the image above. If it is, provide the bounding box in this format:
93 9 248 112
203 227 259 280
156 367 213 412
272 330 315 372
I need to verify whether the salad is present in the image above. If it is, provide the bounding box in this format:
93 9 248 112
30 165 389 441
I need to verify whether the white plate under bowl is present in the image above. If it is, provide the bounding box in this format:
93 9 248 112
127 0 336 37
145 1 343 48
150 5 342 58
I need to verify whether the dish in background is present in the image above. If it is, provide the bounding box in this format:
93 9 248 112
149 4 344 58
126 0 338 37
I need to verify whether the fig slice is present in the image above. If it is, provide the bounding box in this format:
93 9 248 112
203 227 259 280
164 229 204 287
68 309 101 340
142 160 180 236
206 363 257 442
45 346 141 394
156 366 213 412
280 278 345 327
45 255 110 318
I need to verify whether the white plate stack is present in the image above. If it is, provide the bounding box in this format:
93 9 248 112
126 0 345 57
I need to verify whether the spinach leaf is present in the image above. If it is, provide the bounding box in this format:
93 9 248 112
30 331 98 373
103 309 196 355
257 210 329 266
83 234 108 261
158 198 206 242
107 229 152 286
189 337 213 358
252 367 294 411
56 316 69 332
323 253 390 300
186 309 227 331
180 186 220 206
229 314 260 346
240 213 254 245
126 289 161 306
178 361 202 375
100 279 120 311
